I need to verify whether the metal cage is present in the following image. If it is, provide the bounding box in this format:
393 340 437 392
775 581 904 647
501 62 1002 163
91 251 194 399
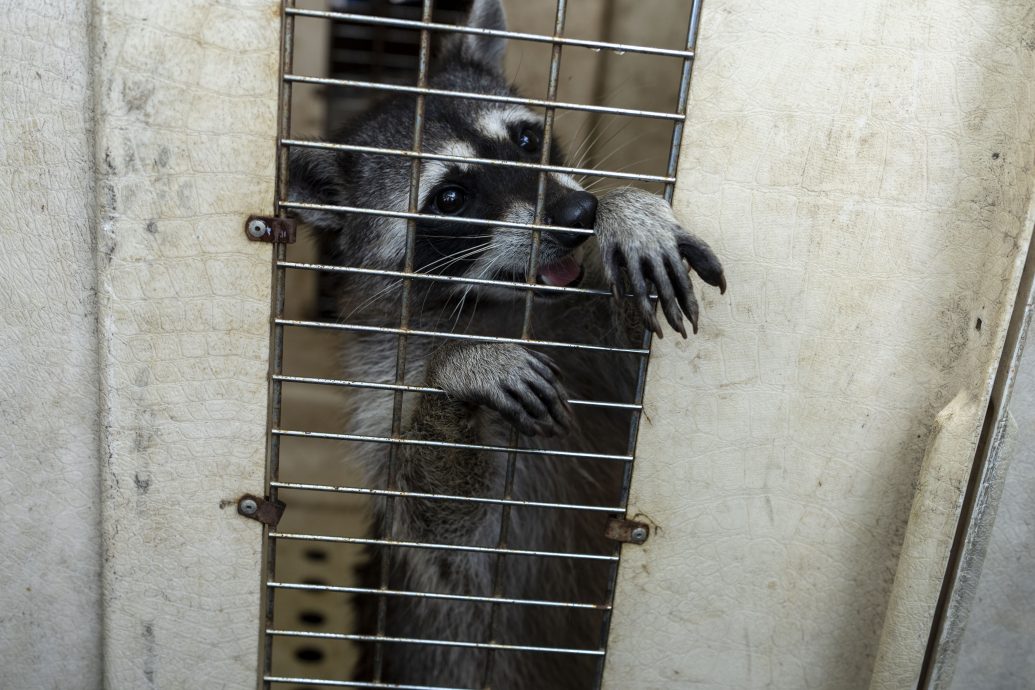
259 1 705 687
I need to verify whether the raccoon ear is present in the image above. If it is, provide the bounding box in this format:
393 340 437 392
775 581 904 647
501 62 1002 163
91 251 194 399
442 0 508 73
287 146 349 231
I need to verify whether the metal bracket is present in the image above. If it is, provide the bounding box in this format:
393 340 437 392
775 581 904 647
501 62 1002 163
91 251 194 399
605 517 650 545
237 494 286 528
245 215 296 244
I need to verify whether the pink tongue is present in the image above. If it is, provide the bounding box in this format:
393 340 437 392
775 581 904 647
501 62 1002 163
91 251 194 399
539 256 581 287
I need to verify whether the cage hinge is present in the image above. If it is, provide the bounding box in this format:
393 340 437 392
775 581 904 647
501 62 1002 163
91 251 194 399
237 494 286 527
245 215 296 244
605 518 650 545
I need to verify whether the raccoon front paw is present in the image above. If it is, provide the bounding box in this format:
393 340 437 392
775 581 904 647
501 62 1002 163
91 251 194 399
428 344 573 437
595 187 726 338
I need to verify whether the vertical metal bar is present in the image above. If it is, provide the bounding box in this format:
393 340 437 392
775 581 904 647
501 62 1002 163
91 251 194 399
592 1 704 687
480 3 568 687
260 2 296 687
372 0 434 682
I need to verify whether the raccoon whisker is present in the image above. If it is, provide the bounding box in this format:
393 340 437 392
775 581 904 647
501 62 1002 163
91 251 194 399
580 156 660 195
571 118 631 171
444 253 504 333
341 243 493 322
414 244 495 326
576 122 638 172
586 146 656 177
418 242 493 272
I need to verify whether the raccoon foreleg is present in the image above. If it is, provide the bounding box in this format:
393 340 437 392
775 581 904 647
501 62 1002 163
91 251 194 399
391 343 572 531
594 187 726 337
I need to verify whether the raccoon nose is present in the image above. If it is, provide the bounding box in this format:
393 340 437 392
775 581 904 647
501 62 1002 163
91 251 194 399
547 191 597 248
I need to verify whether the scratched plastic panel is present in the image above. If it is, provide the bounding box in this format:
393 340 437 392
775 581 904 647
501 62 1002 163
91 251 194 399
603 1 1035 688
0 2 102 686
91 0 280 686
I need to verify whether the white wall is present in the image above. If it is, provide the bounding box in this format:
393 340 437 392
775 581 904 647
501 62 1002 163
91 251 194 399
0 2 102 685
0 1 280 688
92 1 278 686
603 1 1035 688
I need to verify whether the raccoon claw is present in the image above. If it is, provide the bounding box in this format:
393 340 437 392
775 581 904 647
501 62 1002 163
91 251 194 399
429 344 573 437
596 188 725 338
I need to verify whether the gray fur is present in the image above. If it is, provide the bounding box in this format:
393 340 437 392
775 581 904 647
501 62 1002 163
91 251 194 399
287 1 725 687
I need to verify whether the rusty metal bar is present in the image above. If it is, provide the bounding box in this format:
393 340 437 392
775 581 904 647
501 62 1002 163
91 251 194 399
274 319 649 356
258 1 294 687
269 532 620 562
267 581 611 610
281 138 675 184
371 1 434 681
269 480 626 513
284 74 684 121
279 199 595 236
480 1 568 684
271 373 642 410
271 429 633 462
268 629 604 656
285 7 694 59
591 2 706 687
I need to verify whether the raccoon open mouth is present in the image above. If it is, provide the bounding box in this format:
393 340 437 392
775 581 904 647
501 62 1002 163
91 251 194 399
537 256 584 288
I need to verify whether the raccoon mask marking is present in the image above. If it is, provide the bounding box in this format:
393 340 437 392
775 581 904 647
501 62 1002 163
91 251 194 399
286 0 725 686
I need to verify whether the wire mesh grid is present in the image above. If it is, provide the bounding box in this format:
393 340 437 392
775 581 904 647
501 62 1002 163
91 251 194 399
260 1 704 687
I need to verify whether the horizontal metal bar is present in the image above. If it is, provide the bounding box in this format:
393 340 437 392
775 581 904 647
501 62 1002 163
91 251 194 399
286 7 694 60
272 372 642 411
269 531 621 562
284 74 685 122
275 318 649 356
277 260 611 296
281 138 675 185
265 675 470 690
268 580 610 610
267 629 606 656
281 200 595 236
270 479 626 513
273 429 633 462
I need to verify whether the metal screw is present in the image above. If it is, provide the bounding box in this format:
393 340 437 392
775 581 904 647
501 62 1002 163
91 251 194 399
630 526 648 543
246 218 269 239
239 497 259 515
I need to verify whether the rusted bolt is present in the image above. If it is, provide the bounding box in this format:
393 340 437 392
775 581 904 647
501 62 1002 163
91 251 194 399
246 218 269 239
236 493 286 527
604 517 650 545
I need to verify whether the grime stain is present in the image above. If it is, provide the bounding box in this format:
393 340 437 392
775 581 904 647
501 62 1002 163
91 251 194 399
133 473 151 495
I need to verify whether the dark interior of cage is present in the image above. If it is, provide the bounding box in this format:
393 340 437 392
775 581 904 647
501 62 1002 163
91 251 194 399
269 1 693 686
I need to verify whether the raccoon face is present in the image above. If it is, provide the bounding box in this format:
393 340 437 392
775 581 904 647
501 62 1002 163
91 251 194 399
412 95 597 299
287 0 598 303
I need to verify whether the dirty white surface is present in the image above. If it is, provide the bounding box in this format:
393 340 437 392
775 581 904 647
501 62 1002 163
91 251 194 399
0 2 103 685
602 1 1035 689
949 336 1035 689
91 1 279 687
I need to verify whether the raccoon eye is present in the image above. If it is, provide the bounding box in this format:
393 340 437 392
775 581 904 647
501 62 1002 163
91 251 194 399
516 128 540 154
432 186 467 215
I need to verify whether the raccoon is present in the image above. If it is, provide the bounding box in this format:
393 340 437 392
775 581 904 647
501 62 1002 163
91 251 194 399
287 1 725 687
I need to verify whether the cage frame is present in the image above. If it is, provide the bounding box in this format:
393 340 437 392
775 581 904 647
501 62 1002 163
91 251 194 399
258 1 706 687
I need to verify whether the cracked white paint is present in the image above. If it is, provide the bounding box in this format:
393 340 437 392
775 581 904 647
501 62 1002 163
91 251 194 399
2 0 279 687
603 1 1035 689
92 1 279 687
0 2 102 686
